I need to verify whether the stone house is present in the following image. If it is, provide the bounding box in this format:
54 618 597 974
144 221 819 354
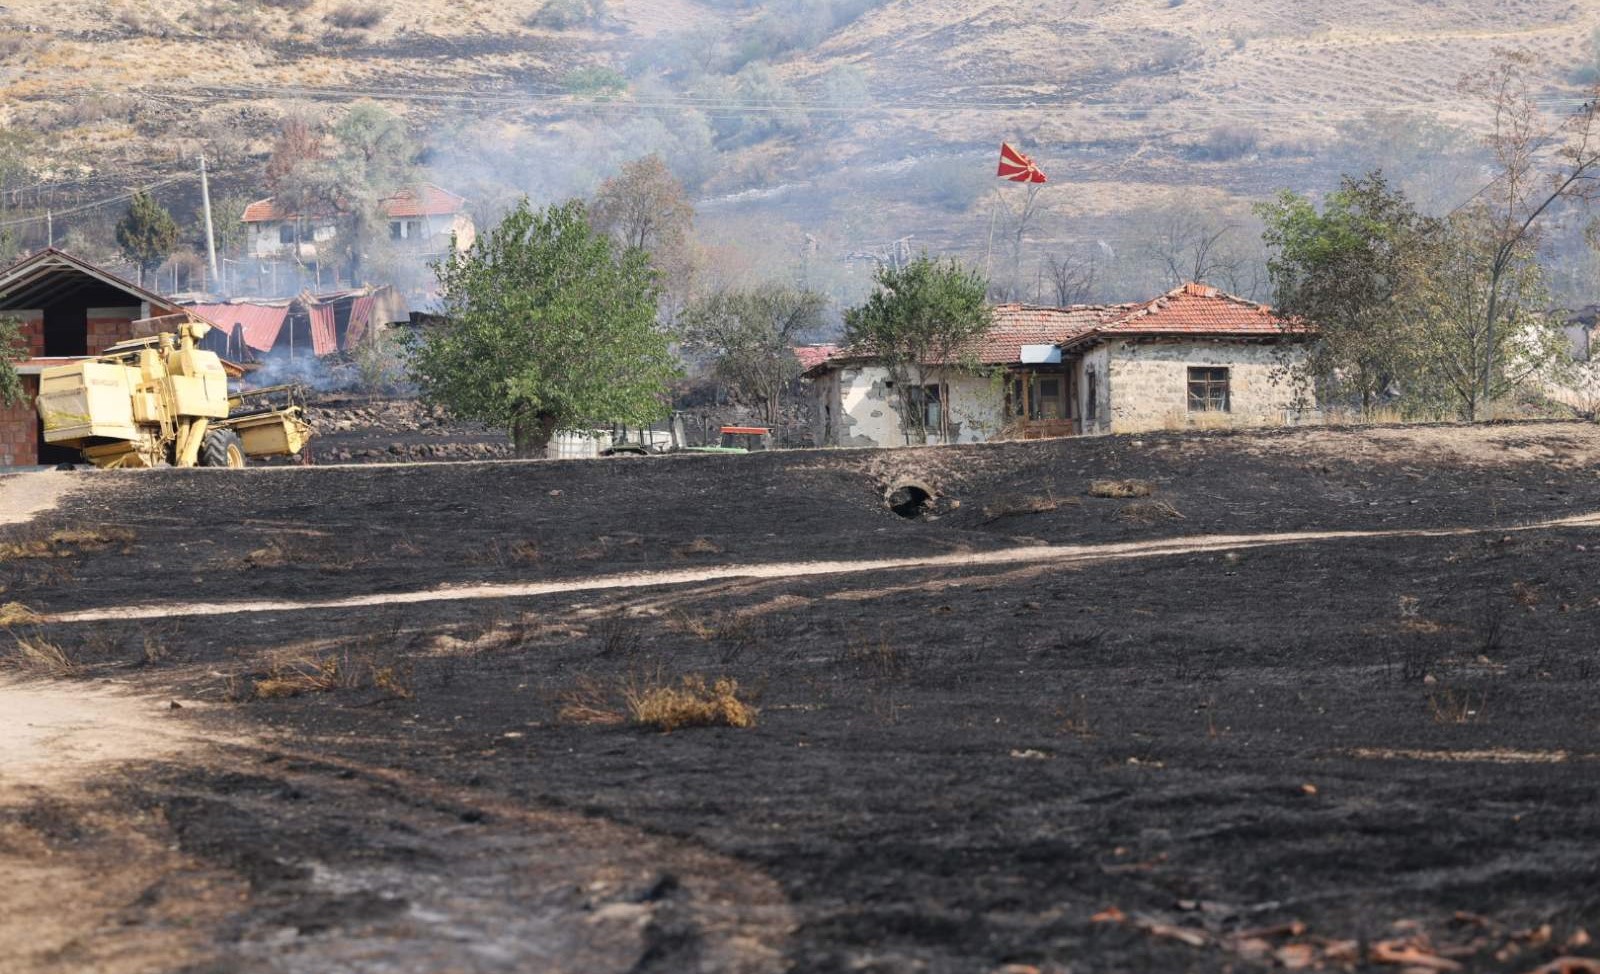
804 283 1311 448
0 248 230 466
241 183 476 262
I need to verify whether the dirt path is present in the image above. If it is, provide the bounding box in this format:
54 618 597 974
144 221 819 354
40 509 1600 625
0 469 82 525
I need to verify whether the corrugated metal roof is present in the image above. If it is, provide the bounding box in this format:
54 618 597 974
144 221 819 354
185 303 289 353
309 305 338 356
345 294 376 347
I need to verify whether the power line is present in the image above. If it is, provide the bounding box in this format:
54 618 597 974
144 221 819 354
0 174 195 230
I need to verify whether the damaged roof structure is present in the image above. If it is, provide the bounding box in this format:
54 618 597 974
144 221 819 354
806 282 1314 448
183 286 411 361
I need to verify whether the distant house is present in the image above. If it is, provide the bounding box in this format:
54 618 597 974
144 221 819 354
241 183 477 261
804 283 1312 448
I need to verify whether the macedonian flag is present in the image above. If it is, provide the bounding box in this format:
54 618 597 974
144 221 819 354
997 142 1048 183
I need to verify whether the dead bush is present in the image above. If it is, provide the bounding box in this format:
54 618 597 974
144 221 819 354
1116 500 1185 524
835 638 913 679
557 675 625 725
323 2 385 29
1088 479 1153 499
1427 686 1487 724
593 614 641 657
672 536 724 558
625 673 756 732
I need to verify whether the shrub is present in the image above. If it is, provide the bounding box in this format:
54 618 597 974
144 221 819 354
323 2 385 29
625 674 756 732
525 0 605 29
5 634 75 677
1193 124 1260 161
260 0 312 9
562 66 627 98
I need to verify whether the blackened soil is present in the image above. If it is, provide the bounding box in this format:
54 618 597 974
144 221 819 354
10 421 1600 973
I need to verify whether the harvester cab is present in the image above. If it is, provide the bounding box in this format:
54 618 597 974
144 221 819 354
35 317 315 469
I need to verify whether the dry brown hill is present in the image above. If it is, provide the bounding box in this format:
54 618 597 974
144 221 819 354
0 0 1595 302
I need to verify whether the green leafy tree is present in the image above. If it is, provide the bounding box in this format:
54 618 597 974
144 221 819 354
842 255 991 444
0 315 25 406
1404 209 1571 419
681 284 826 424
1257 172 1430 414
406 199 678 456
115 189 179 287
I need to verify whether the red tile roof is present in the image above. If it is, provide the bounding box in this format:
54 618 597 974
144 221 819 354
240 183 466 223
793 344 842 370
1061 283 1296 350
185 303 289 353
380 184 467 219
962 304 1129 364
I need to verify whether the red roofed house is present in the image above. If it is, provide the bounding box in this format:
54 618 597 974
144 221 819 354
242 183 476 262
0 248 228 466
803 283 1311 448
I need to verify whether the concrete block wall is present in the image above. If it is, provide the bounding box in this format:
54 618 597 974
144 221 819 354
1103 340 1306 433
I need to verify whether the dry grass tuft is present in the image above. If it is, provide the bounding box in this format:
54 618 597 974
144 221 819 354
1116 500 1185 523
6 633 76 677
1089 479 1153 499
0 601 43 627
625 674 756 732
982 493 1076 523
251 649 413 700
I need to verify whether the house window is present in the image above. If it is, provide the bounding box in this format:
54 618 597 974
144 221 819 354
1085 369 1098 421
1009 374 1068 421
390 221 404 240
1188 367 1230 412
278 224 295 245
911 383 942 428
407 220 422 239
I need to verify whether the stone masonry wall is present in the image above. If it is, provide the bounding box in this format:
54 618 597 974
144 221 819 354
1102 340 1307 433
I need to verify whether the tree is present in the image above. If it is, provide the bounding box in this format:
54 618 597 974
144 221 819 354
843 256 991 444
1404 209 1571 419
406 199 678 456
0 316 25 407
590 154 697 318
1456 51 1600 415
1257 172 1431 414
681 284 827 424
1041 249 1098 306
115 189 179 286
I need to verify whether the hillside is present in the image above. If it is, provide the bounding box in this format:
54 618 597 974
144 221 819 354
0 0 1595 304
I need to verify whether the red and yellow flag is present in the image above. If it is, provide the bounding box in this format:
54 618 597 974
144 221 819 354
997 142 1047 183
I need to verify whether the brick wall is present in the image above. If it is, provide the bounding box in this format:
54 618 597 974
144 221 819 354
0 376 39 467
86 306 141 355
19 313 42 357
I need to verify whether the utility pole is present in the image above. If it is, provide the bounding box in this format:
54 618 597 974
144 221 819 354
46 208 52 247
199 153 220 288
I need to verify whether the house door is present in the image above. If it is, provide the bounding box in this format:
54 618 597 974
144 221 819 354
1008 370 1078 437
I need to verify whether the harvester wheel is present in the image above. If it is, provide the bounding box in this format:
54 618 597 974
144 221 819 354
200 429 247 469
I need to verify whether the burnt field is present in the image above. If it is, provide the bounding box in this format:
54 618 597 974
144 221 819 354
4 422 1600 973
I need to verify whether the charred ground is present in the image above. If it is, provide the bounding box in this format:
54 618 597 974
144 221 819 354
3 421 1600 973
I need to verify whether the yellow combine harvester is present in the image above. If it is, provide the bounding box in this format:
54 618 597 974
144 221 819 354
35 318 314 469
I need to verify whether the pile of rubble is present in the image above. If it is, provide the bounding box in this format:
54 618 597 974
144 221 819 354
316 441 513 463
304 398 476 438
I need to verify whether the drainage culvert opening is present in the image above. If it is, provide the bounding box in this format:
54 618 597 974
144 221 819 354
887 482 934 519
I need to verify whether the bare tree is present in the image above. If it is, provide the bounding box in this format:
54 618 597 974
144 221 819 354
988 183 1045 301
1040 249 1097 306
1142 204 1241 287
1458 50 1600 410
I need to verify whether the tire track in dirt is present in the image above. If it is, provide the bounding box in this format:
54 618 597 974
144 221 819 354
43 510 1600 624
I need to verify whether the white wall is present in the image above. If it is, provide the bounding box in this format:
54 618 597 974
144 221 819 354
815 365 1006 448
